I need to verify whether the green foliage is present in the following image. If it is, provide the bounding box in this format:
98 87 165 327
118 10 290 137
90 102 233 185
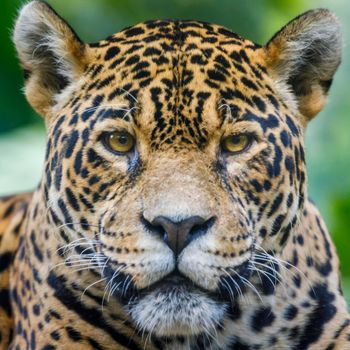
50 0 304 43
0 0 38 132
331 195 350 276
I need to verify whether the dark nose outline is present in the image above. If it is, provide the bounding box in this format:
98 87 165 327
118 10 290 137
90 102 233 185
145 215 215 256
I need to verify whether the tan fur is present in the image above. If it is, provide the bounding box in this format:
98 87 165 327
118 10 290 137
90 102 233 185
0 194 32 348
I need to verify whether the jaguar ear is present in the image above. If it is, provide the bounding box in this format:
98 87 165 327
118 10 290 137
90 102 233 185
265 9 342 124
13 1 87 117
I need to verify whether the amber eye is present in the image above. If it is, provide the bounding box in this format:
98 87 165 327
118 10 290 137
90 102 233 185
103 131 135 154
221 134 253 154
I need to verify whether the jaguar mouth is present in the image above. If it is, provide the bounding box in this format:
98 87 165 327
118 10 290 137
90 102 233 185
102 256 253 304
102 261 251 337
125 270 228 337
139 270 221 300
102 263 222 303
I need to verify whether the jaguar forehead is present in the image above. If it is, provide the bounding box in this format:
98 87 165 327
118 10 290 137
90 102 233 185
85 19 266 150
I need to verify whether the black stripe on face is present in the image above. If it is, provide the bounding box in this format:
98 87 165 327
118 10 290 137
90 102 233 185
2 203 15 219
57 199 74 229
95 108 134 123
243 112 279 132
0 252 13 273
0 289 12 317
30 231 44 262
65 130 79 158
47 272 142 349
102 264 137 303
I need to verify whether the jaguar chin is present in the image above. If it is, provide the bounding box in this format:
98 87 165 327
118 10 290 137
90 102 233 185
125 273 227 337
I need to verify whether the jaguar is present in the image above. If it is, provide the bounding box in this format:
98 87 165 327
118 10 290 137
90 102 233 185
0 1 349 349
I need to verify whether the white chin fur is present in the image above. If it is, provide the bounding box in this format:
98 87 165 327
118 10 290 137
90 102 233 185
127 287 227 337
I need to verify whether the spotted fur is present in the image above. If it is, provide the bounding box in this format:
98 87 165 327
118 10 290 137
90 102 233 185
0 1 349 349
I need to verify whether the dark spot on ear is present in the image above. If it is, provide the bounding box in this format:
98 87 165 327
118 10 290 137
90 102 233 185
320 79 333 93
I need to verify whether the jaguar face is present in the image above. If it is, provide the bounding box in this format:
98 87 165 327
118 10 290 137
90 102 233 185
13 2 341 337
45 35 302 336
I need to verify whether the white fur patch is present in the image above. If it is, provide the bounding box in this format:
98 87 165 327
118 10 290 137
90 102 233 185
127 287 227 337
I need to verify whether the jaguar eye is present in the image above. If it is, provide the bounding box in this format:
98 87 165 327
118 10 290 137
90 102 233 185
221 134 253 154
103 131 135 154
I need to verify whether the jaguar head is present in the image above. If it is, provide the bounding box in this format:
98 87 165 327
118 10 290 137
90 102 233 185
14 2 341 337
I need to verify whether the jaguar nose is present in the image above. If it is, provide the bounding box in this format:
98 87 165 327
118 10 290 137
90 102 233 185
144 215 216 256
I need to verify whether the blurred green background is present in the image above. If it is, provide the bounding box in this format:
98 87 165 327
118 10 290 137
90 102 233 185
0 0 349 298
